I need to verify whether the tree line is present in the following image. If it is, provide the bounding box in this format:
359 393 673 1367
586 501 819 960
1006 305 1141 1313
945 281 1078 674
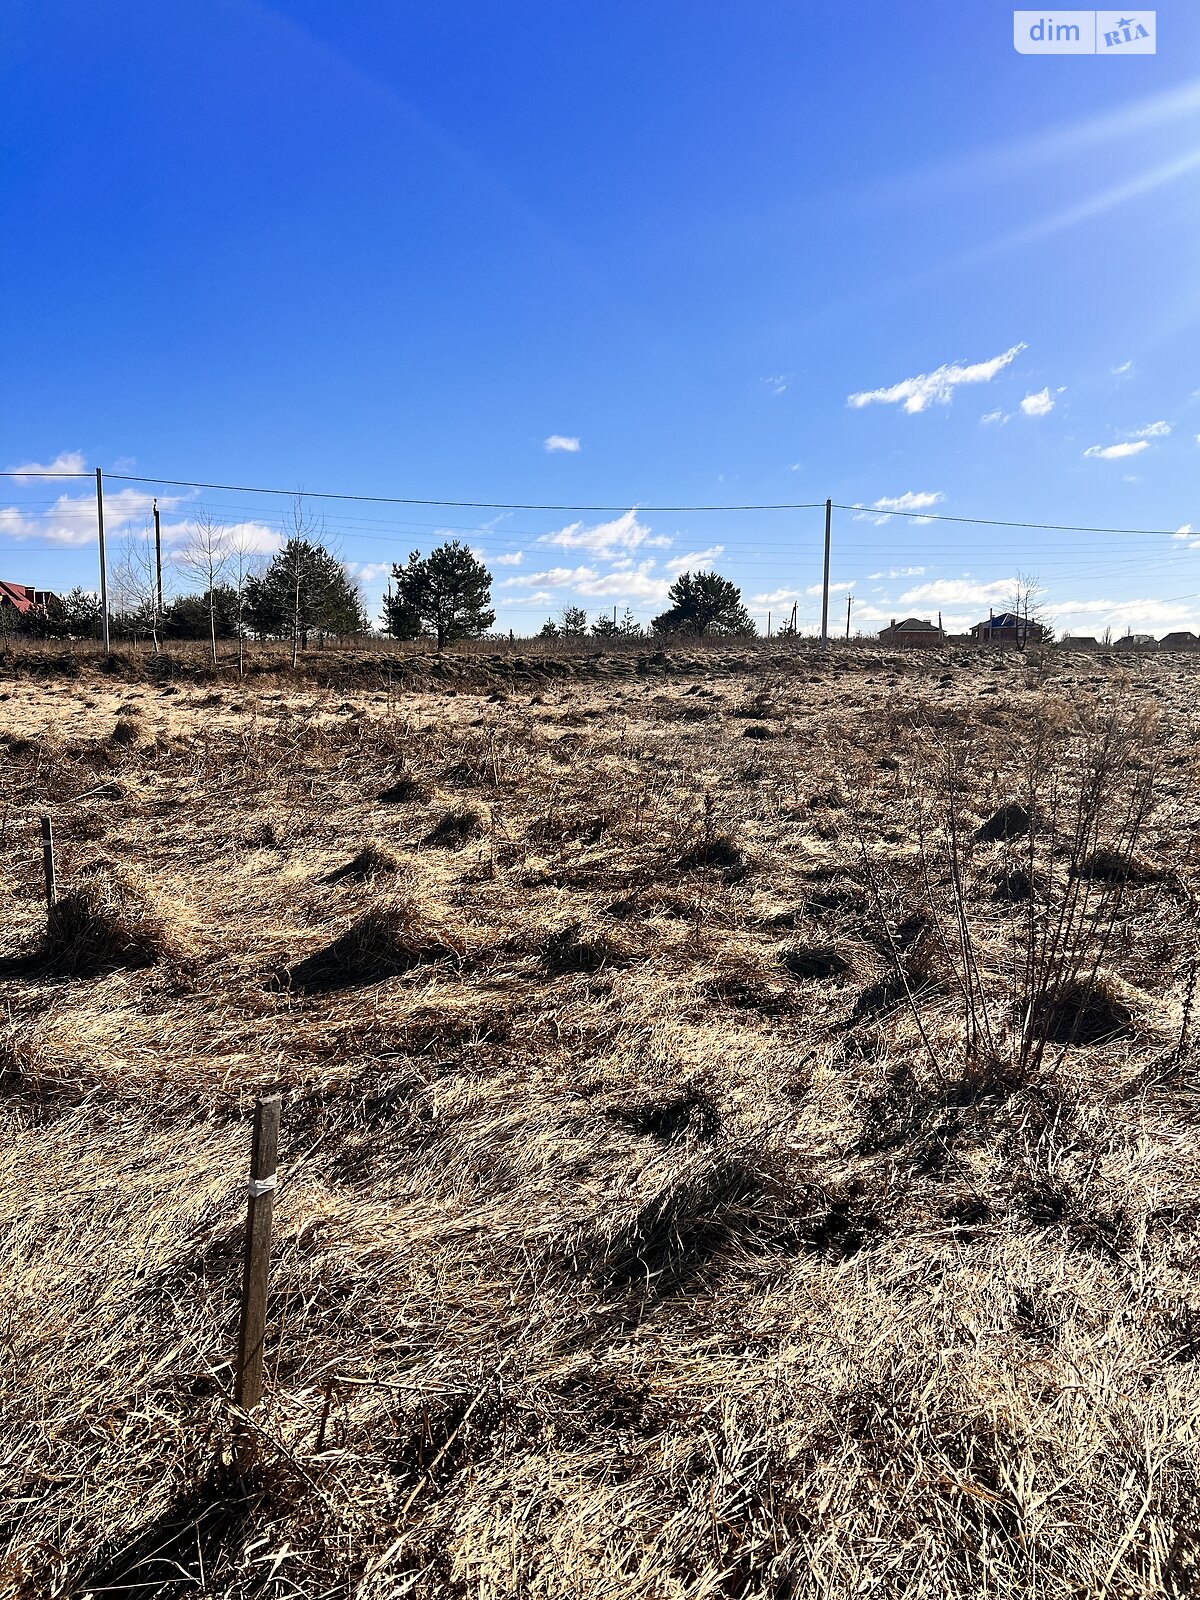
6 502 758 652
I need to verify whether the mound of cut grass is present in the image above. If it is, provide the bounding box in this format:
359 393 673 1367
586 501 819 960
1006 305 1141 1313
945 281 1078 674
976 801 1035 842
424 805 488 850
46 867 191 975
540 921 629 974
1031 973 1135 1046
780 944 851 981
289 893 464 990
326 843 402 882
379 772 434 805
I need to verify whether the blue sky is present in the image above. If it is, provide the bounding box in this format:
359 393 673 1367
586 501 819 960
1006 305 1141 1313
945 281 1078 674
3 2 1200 636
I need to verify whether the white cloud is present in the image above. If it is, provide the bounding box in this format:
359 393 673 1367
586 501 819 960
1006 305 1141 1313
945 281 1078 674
787 461 803 472
762 374 791 396
664 546 724 574
543 434 581 453
502 565 599 589
1020 387 1055 417
856 490 945 525
900 577 1014 606
1112 360 1134 377
1083 440 1150 460
980 408 1007 425
470 546 523 567
848 343 1026 413
574 564 671 602
528 591 554 604
805 580 853 596
1174 524 1193 538
5 451 88 481
753 587 802 605
1055 596 1200 634
1131 419 1171 437
538 509 668 557
0 485 196 548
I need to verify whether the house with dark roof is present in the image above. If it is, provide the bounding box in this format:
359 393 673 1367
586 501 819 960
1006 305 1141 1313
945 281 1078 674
970 610 1050 646
1059 635 1101 650
877 616 944 648
1159 631 1199 652
1114 633 1158 651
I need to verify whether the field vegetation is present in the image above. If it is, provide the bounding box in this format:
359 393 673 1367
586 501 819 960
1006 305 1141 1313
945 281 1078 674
1 640 1198 1598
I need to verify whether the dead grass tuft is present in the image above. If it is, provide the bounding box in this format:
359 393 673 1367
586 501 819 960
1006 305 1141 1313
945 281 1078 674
45 867 192 974
326 842 402 882
289 892 465 989
424 804 488 849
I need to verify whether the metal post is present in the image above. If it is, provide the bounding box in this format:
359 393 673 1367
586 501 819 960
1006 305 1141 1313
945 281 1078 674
235 1093 282 1410
41 816 56 908
153 498 164 618
819 498 832 650
95 468 110 654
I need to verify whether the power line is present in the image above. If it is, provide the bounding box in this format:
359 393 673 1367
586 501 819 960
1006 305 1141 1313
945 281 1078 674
2 466 1194 540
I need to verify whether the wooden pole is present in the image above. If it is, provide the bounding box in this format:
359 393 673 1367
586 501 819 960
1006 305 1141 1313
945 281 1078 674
845 593 853 640
235 1093 282 1410
95 468 110 654
819 499 832 650
41 816 56 908
153 498 164 619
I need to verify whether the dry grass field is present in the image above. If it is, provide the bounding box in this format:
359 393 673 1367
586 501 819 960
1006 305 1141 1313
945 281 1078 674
2 642 1200 1599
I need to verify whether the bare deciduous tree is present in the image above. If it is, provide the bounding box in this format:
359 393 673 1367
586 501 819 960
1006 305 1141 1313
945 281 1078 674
179 510 230 666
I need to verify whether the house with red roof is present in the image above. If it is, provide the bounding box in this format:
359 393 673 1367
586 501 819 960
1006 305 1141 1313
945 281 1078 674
0 581 58 617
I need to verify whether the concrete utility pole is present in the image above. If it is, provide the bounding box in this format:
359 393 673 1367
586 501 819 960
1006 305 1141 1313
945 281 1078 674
819 498 832 650
153 498 164 618
95 468 110 654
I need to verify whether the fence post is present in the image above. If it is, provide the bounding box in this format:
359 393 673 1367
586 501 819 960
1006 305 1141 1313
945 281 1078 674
40 816 56 908
235 1093 282 1410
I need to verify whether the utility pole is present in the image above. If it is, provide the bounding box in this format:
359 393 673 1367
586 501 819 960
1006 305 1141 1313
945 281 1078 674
153 498 164 620
790 601 797 634
846 593 853 640
767 610 771 638
819 498 832 650
95 468 110 654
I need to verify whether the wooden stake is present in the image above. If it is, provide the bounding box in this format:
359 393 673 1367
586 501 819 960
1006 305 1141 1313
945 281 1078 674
235 1093 282 1410
41 816 56 908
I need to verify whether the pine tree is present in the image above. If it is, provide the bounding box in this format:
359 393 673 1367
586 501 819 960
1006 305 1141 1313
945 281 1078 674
383 541 495 651
651 571 755 637
243 540 366 663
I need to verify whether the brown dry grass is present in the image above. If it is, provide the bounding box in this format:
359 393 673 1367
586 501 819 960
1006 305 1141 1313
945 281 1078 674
2 643 1200 1598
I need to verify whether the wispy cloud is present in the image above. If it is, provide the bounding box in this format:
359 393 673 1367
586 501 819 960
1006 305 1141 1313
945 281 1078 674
1083 440 1150 460
856 490 945 525
1131 419 1171 437
753 587 802 605
900 577 1014 606
543 434 581 453
805 581 853 596
538 509 668 557
867 566 927 580
762 374 791 396
6 451 88 482
848 344 1025 413
1112 359 1134 377
664 546 724 574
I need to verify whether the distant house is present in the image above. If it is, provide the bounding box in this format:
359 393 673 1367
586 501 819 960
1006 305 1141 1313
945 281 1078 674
1059 635 1101 650
970 610 1050 647
878 616 944 648
1159 631 1199 652
0 581 57 617
1114 633 1158 652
